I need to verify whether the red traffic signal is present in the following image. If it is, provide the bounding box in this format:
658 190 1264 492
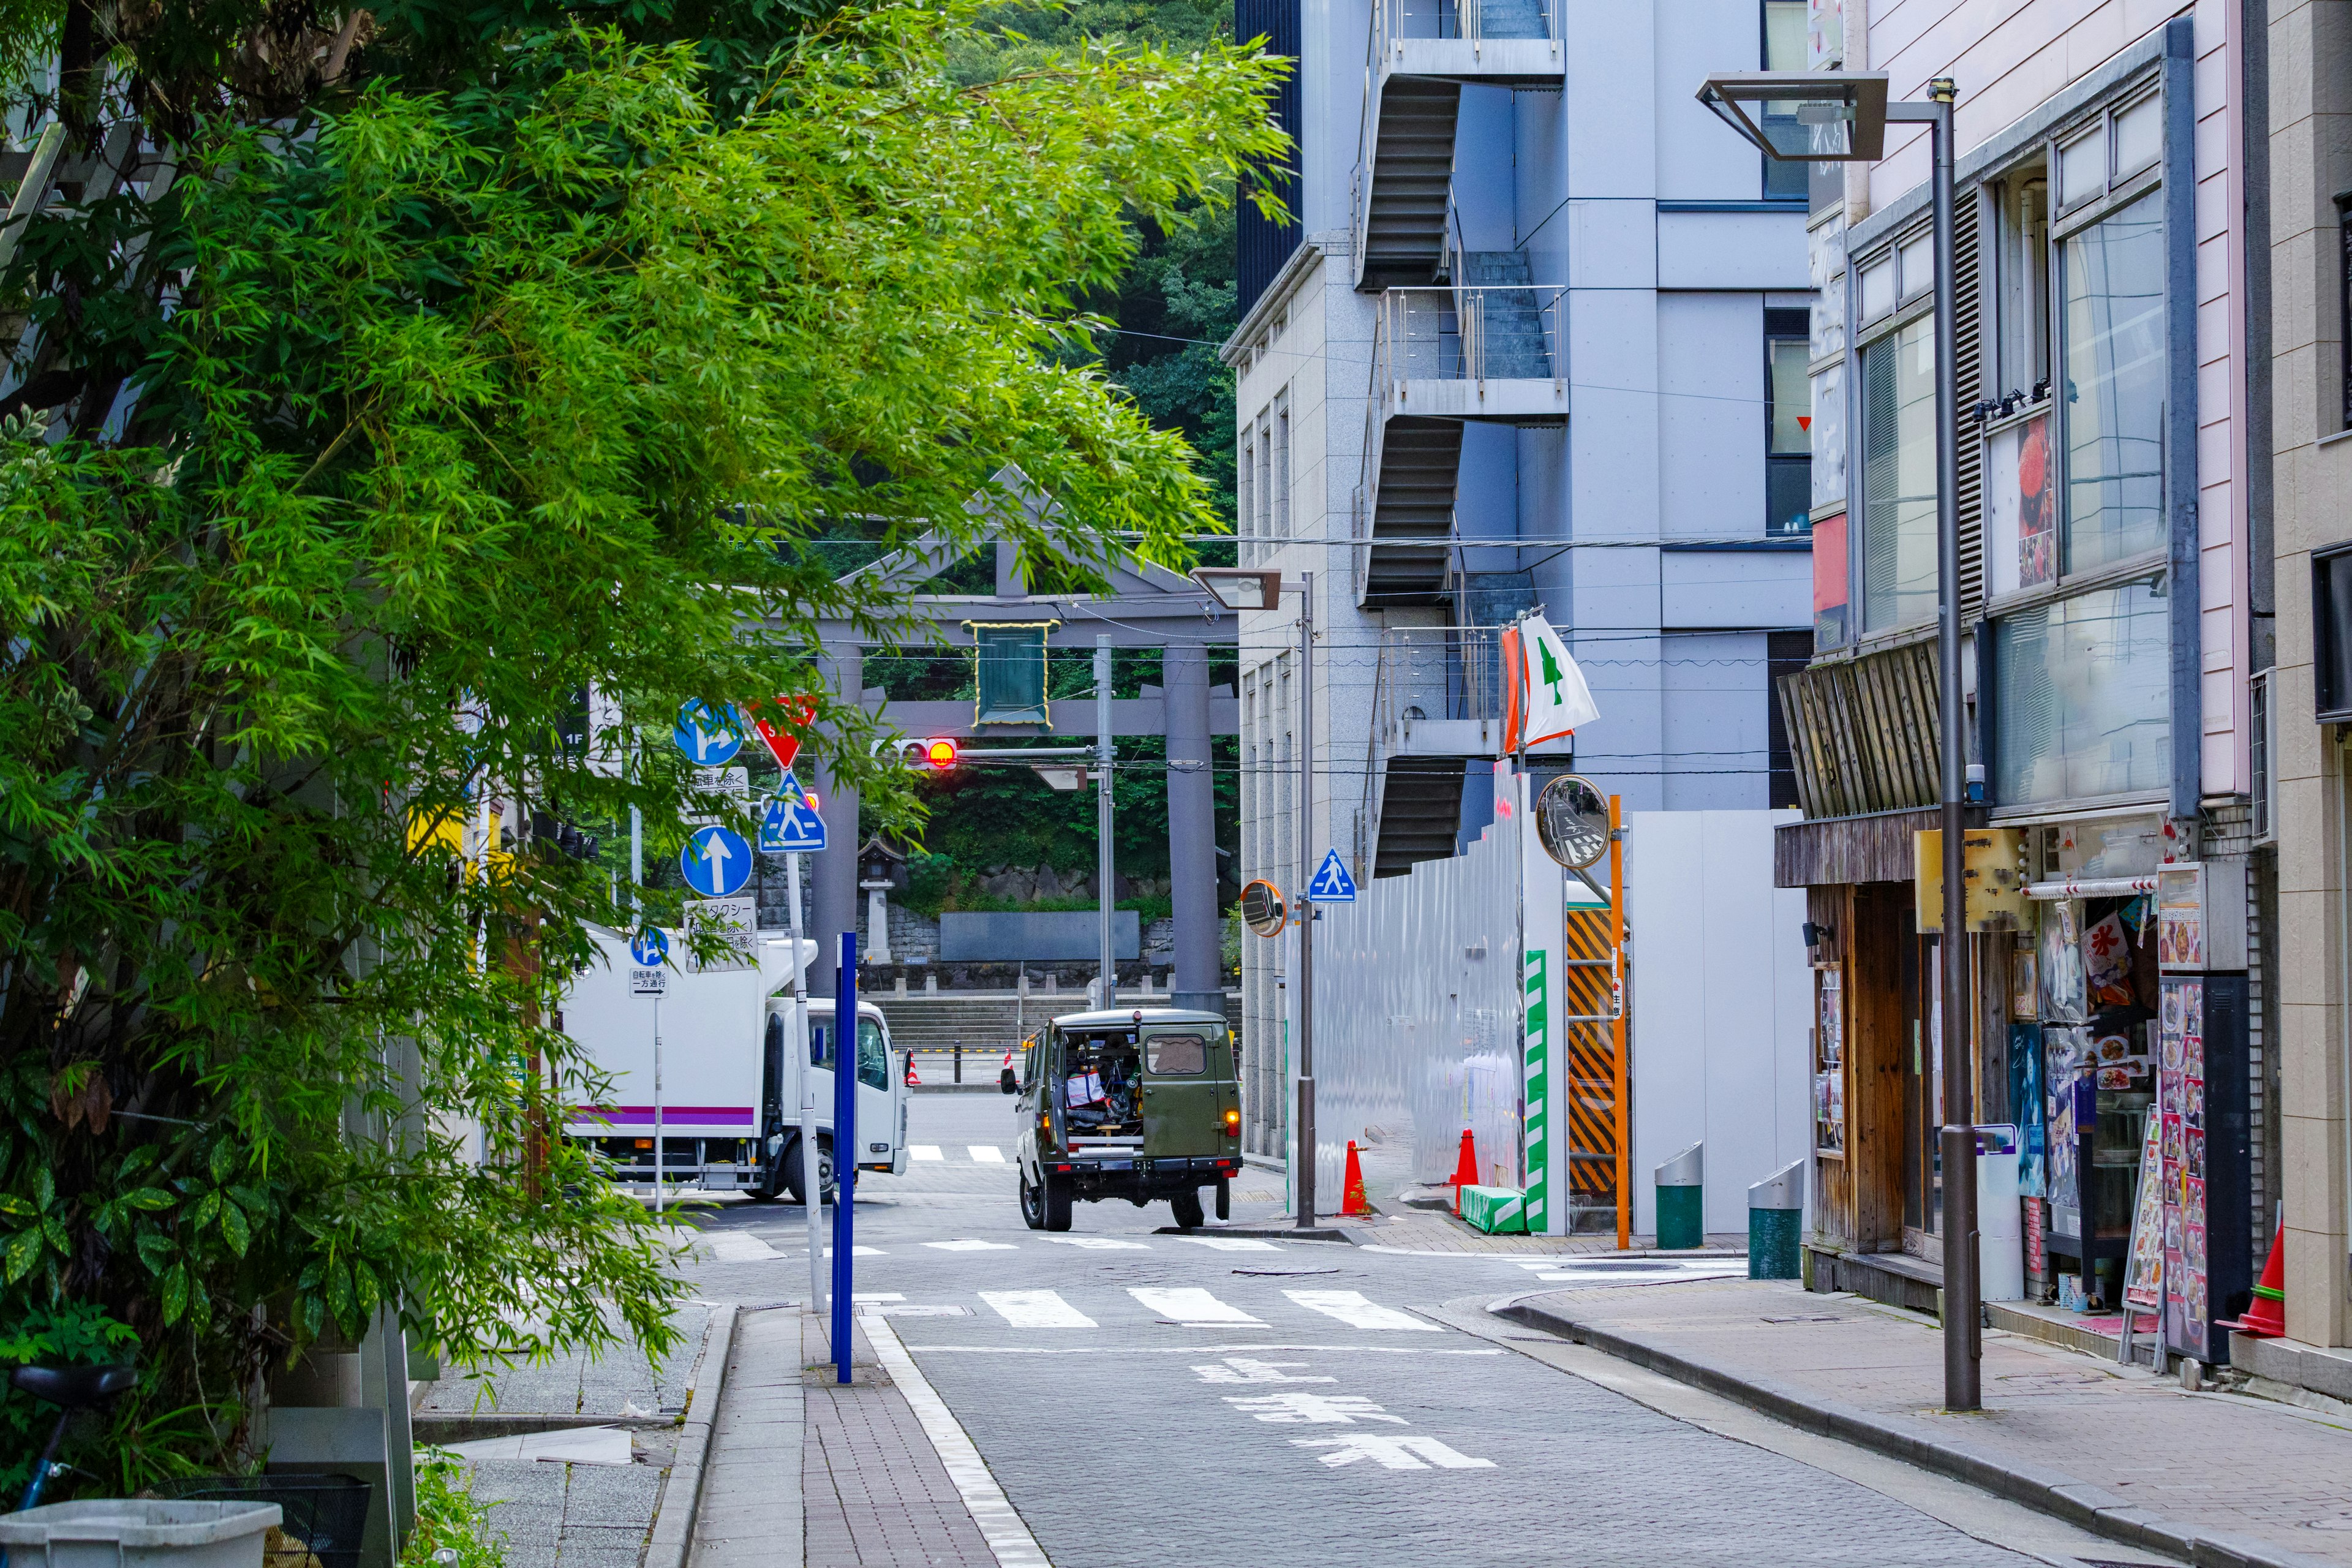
924 738 959 771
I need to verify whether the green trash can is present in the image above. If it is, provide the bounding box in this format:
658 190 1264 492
1655 1140 1703 1250
1748 1158 1804 1279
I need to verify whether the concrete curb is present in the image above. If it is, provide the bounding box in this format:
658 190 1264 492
1501 1297 2336 1568
646 1303 738 1568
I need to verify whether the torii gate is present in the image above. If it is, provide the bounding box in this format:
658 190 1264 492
801 467 1239 1009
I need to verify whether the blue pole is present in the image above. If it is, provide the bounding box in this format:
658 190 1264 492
832 930 858 1384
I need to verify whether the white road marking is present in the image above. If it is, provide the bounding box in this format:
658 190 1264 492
1191 1356 1335 1384
967 1145 1007 1163
903 1344 1507 1355
705 1234 782 1262
1039 1237 1152 1250
981 1290 1098 1329
910 1145 945 1161
862 1314 1052 1566
852 1293 906 1302
861 1303 973 1317
1171 1236 1280 1252
924 1239 1019 1252
1226 1392 1405 1424
1129 1287 1264 1326
1292 1434 1494 1470
818 1246 887 1257
1283 1290 1442 1332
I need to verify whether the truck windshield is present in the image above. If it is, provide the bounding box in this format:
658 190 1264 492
809 1017 892 1091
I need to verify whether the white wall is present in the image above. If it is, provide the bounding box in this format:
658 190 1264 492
1627 809 1812 1235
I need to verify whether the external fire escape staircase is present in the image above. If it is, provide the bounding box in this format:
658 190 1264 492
1352 0 1564 291
1357 247 1568 608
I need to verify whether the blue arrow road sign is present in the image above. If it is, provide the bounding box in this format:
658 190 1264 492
1306 848 1358 903
760 791 827 853
680 823 753 897
673 701 744 766
629 928 669 967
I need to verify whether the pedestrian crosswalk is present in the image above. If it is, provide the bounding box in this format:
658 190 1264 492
908 1145 1010 1163
948 1284 1440 1334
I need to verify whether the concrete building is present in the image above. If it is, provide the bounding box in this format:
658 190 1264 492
1775 0 2277 1373
2255 0 2352 1396
1220 0 1818 1159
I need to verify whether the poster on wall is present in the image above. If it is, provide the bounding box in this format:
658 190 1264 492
2161 976 2210 1360
2122 1106 2165 1316
1983 412 2056 599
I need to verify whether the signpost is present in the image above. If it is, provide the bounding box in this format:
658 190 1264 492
674 701 744 766
1306 850 1357 904
833 931 859 1384
630 928 670 1216
681 823 753 899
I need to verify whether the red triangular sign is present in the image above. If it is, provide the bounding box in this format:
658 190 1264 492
747 697 817 771
1797 415 1811 432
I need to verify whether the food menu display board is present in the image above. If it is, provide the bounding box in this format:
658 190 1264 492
2160 978 2209 1360
1815 968 1845 1155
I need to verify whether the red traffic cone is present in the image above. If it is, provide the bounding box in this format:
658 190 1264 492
904 1054 920 1087
1341 1141 1373 1216
2219 1221 2286 1338
1449 1129 1479 1215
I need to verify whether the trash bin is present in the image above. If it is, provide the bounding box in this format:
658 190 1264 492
0 1501 281 1568
1747 1158 1804 1279
1654 1140 1703 1250
1975 1123 2024 1302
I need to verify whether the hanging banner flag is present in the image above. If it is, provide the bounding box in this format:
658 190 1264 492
1517 614 1601 748
1500 625 1527 753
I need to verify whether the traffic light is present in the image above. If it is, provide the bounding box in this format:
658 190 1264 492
888 737 960 771
924 737 959 771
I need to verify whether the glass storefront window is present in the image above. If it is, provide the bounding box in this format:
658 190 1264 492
1861 315 1938 630
1994 581 2170 804
2061 192 2166 573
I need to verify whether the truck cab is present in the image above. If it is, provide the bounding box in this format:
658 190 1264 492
760 994 908 1203
1008 1007 1242 1231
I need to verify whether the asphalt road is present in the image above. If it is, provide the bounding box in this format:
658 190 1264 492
676 1095 2184 1568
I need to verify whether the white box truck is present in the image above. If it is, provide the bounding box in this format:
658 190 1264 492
559 924 907 1201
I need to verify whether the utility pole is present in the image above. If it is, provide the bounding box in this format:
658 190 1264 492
1096 636 1115 1010
1294 572 1316 1229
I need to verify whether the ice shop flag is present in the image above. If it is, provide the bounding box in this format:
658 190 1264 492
1517 614 1600 747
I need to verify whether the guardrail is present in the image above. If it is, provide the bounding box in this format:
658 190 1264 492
1369 285 1566 395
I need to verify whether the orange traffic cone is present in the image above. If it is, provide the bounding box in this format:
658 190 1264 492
903 1055 920 1087
2220 1221 2286 1337
1341 1141 1373 1216
1449 1129 1479 1215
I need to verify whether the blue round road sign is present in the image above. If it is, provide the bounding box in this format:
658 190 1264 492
680 823 753 898
673 701 744 766
630 928 669 967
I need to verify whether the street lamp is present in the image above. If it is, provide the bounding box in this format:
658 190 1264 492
1696 70 1980 1412
1192 566 1321 1232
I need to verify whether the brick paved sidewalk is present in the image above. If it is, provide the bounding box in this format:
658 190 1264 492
1507 1278 2352 1568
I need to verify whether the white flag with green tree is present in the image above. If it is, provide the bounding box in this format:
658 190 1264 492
1518 615 1600 746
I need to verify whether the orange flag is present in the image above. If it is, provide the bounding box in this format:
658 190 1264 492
1499 625 1526 753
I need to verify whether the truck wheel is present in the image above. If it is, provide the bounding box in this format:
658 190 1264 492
1019 1172 1047 1231
1169 1188 1206 1231
782 1136 835 1207
1043 1174 1074 1232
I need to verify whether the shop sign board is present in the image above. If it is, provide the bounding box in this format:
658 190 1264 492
1913 827 2029 932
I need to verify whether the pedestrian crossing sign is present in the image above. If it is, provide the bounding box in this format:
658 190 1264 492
1306 849 1357 903
761 789 827 853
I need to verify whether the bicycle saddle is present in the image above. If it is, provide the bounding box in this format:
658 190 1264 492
9 1364 137 1408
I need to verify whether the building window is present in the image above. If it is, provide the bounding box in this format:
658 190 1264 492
1766 308 1812 536
1238 426 1257 562
1993 174 2050 402
2339 196 2352 431
1860 314 1937 631
1766 630 1810 807
1992 580 2170 804
2060 190 2166 575
1761 0 1808 200
1273 389 1291 545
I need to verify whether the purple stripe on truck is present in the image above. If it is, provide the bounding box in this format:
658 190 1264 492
571 1106 756 1127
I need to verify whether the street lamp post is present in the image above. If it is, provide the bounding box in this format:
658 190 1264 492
1189 567 1319 1231
1695 70 1978 1411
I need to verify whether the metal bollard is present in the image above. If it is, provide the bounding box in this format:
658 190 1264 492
1655 1141 1703 1250
954 1038 962 1083
1747 1158 1803 1279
